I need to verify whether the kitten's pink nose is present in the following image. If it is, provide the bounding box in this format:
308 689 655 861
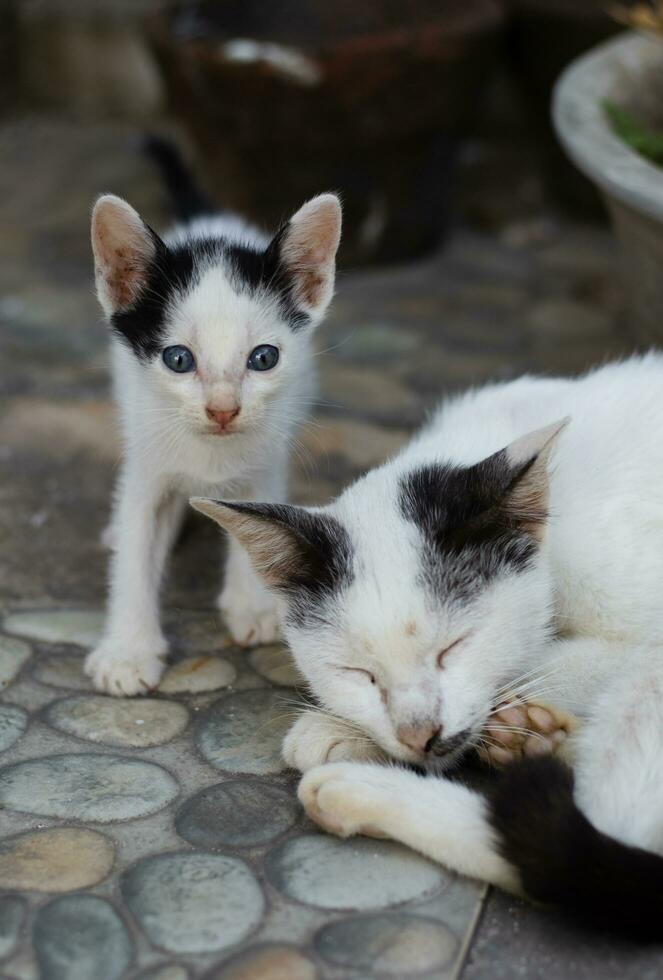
206 406 240 430
397 723 441 754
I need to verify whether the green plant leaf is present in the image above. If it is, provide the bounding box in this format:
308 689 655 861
604 99 663 166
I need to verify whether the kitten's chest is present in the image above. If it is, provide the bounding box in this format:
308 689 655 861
163 433 266 492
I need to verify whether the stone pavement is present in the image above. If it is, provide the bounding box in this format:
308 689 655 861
1 115 661 978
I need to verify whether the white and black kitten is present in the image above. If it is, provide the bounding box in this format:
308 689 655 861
196 355 663 941
87 141 341 695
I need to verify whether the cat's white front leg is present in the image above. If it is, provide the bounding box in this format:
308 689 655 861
86 466 181 696
218 461 287 646
283 710 386 772
219 538 280 646
299 762 519 891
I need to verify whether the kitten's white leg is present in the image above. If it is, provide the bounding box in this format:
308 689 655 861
299 762 519 891
219 537 281 646
218 459 288 646
283 710 386 772
86 467 180 696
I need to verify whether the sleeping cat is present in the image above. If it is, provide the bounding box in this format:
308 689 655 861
86 143 341 695
194 354 663 940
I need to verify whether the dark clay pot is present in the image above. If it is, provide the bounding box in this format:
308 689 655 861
146 0 504 265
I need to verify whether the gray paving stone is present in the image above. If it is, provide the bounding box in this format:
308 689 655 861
166 612 232 653
0 704 27 753
3 609 104 648
461 890 663 980
195 689 297 775
32 652 94 690
248 645 304 688
0 753 178 821
34 894 133 980
137 967 189 980
122 852 264 955
336 322 420 363
0 636 31 690
265 834 445 911
0 826 114 892
0 897 26 961
207 944 317 979
159 656 236 694
175 779 299 849
315 911 457 976
45 694 190 747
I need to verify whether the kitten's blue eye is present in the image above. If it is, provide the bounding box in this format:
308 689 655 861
247 345 279 372
163 345 195 373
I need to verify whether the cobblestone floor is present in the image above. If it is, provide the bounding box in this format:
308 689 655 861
1 115 659 979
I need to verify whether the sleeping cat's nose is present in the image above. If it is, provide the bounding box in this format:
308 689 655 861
206 406 240 430
397 723 441 754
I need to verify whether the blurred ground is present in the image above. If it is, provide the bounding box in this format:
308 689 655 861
1 113 660 978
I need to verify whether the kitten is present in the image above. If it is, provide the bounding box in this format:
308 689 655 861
86 144 341 695
195 354 663 941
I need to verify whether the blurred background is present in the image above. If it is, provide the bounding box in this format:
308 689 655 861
3 0 626 263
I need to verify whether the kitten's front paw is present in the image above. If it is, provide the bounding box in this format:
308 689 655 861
299 763 391 839
218 583 280 647
283 711 385 772
480 697 578 766
85 640 167 697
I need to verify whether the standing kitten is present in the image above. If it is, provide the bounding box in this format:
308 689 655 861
195 354 663 940
86 147 341 695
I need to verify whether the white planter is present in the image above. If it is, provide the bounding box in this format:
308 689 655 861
553 32 663 342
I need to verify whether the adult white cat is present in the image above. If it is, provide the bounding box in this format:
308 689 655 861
87 144 341 695
195 354 663 940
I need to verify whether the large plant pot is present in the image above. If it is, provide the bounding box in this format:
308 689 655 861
554 33 663 344
146 0 504 265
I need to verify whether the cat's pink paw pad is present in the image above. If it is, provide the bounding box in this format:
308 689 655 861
480 699 575 766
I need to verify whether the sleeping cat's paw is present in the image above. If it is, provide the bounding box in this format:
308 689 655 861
480 697 578 766
283 710 385 772
84 640 167 696
299 762 394 839
218 580 280 647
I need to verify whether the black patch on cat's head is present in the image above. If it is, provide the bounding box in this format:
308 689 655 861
249 504 354 630
203 500 354 629
110 224 310 361
399 454 539 603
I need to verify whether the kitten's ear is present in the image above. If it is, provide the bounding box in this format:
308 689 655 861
498 418 569 539
91 195 159 318
273 193 342 320
190 497 338 589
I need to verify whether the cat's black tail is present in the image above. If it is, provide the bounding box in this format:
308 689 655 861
489 755 663 942
143 134 214 223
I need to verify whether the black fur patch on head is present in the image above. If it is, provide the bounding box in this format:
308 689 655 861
221 501 354 628
111 224 309 361
399 456 538 602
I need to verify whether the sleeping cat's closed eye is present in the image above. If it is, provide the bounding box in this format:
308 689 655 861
339 666 376 685
437 634 469 668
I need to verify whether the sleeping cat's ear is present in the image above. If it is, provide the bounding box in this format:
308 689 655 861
495 417 569 540
271 193 342 321
91 195 160 318
190 497 349 590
